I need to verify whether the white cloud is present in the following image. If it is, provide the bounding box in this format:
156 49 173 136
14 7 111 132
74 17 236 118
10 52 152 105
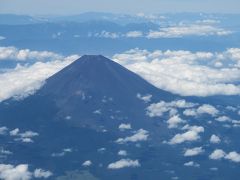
82 160 92 167
0 127 8 135
147 23 232 38
184 147 204 156
90 31 120 39
51 148 72 157
0 52 79 102
215 116 231 122
136 93 152 103
0 164 32 180
10 129 38 143
167 115 185 128
183 109 198 117
209 149 226 160
225 152 240 163
197 104 219 116
33 169 52 178
169 125 204 144
107 159 140 169
10 128 19 136
146 99 196 117
210 134 221 144
118 123 132 131
209 149 240 163
116 129 149 144
113 48 240 96
126 31 143 38
118 150 127 156
0 46 62 61
184 161 200 167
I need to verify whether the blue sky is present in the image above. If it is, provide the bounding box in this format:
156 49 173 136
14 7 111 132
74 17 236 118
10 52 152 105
0 0 240 15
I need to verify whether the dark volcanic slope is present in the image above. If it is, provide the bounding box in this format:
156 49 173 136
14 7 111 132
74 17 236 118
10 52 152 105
36 55 176 128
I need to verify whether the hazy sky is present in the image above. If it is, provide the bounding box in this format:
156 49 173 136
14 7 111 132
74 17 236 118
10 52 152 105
0 0 239 15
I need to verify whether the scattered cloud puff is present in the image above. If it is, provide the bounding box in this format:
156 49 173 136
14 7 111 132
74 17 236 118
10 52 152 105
118 150 127 156
196 104 219 116
113 48 240 96
0 49 79 102
136 93 152 103
167 115 185 129
225 152 240 163
89 31 120 39
146 99 196 117
82 160 92 167
169 125 204 144
184 104 218 117
118 123 132 131
209 149 240 163
116 129 149 144
209 149 226 160
0 164 31 180
33 169 52 178
0 46 62 61
107 159 140 169
51 148 72 157
147 23 232 38
0 127 8 135
9 128 38 143
0 164 52 180
215 116 231 122
210 134 221 144
184 147 204 156
184 161 200 167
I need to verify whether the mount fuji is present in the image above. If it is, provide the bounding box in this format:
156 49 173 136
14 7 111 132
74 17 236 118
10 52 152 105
0 55 239 180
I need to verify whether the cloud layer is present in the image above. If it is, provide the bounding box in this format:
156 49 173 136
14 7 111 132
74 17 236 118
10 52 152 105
113 48 240 96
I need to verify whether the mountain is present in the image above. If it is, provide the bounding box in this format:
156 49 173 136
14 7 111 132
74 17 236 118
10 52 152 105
0 55 239 180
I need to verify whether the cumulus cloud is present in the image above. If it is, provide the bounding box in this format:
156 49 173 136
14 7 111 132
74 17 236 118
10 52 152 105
0 127 8 135
136 93 152 103
0 46 62 61
0 53 79 102
0 164 32 180
210 134 221 144
209 149 240 163
146 22 232 38
51 148 72 157
118 123 132 131
184 104 218 117
184 147 204 156
215 116 231 122
33 169 52 178
0 164 52 180
146 99 196 117
118 150 127 156
107 159 140 169
209 149 226 160
116 129 149 144
169 125 204 144
10 129 38 143
89 31 120 39
184 161 200 167
82 160 92 167
113 48 240 96
196 104 219 116
167 115 185 129
225 152 240 163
